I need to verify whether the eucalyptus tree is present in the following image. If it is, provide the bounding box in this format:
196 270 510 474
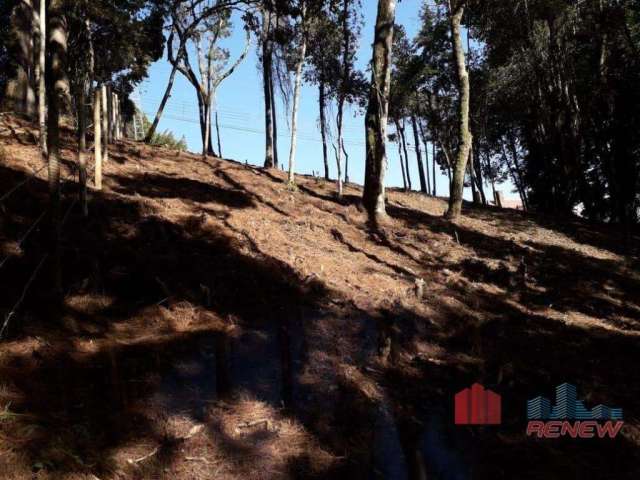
287 0 308 185
363 0 396 225
47 0 70 294
443 0 472 219
168 1 251 156
305 6 341 179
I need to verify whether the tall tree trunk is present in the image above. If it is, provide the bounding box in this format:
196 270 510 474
363 0 396 225
207 107 216 156
262 9 275 168
287 6 307 185
336 101 345 193
202 100 210 156
216 110 222 158
106 85 113 143
36 0 47 155
445 1 472 219
417 118 432 194
5 1 36 116
101 84 109 163
270 71 279 167
334 139 343 193
432 141 437 196
196 91 206 147
46 0 69 295
145 60 180 143
336 0 351 197
113 93 120 140
398 119 412 190
94 87 102 191
342 139 349 183
318 82 330 180
471 143 487 204
411 115 427 193
77 82 88 217
25 0 36 118
468 158 478 203
396 134 407 191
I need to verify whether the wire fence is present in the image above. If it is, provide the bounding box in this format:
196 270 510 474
0 119 110 341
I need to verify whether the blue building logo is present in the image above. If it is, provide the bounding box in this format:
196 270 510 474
526 383 624 438
527 383 623 420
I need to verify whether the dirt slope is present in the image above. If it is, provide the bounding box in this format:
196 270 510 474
1 113 639 479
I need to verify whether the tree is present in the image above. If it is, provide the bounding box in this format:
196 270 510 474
287 0 308 185
444 0 471 219
168 1 250 156
363 0 396 226
36 0 46 155
46 0 70 295
305 4 341 180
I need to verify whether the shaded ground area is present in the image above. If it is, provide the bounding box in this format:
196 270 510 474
1 113 639 479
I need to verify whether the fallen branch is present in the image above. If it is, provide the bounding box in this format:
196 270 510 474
127 447 158 465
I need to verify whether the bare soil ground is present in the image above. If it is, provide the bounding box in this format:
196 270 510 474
1 113 639 479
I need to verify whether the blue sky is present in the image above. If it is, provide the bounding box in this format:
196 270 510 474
135 1 516 201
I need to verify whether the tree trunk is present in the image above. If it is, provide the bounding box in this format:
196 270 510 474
336 0 351 197
363 0 396 225
202 100 211 156
262 9 275 168
398 119 411 190
207 107 216 156
46 0 69 295
468 160 478 203
396 131 407 191
94 87 102 191
334 139 343 194
318 82 330 180
270 71 279 167
432 141 437 196
445 1 472 219
145 62 180 143
77 82 88 217
342 139 349 184
411 115 427 193
101 84 109 162
216 111 222 158
106 85 113 143
37 0 47 155
4 1 35 116
287 7 307 185
417 118 432 194
471 143 487 204
114 93 120 140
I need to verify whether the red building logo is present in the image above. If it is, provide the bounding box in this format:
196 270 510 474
455 383 502 425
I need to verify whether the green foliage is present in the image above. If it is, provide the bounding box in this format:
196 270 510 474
139 110 187 151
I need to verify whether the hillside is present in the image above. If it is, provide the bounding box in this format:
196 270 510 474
1 113 640 479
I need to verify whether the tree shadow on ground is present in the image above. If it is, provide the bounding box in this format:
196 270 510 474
386 202 640 329
110 172 256 209
1 146 640 479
